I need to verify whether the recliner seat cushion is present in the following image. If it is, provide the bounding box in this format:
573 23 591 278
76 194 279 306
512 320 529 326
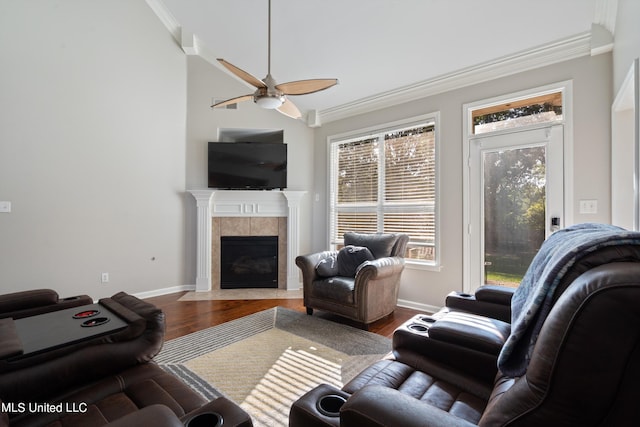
8 363 205 427
337 245 374 277
342 359 486 424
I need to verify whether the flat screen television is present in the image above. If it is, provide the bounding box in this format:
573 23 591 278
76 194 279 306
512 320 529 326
208 142 287 190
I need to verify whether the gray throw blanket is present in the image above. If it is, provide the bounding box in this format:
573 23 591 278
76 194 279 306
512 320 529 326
497 223 640 376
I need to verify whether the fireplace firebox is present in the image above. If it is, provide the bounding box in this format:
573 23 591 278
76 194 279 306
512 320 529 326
220 236 278 289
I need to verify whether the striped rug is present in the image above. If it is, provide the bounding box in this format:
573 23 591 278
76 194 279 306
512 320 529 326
156 307 391 426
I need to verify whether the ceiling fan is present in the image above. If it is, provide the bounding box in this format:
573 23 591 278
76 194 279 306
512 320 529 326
211 0 338 119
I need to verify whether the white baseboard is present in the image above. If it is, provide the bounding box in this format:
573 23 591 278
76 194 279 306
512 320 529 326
397 298 441 314
134 284 195 300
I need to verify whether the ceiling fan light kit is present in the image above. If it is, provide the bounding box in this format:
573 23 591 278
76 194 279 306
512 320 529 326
211 0 338 119
255 94 284 109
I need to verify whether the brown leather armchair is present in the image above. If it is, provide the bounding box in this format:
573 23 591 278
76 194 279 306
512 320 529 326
295 232 409 327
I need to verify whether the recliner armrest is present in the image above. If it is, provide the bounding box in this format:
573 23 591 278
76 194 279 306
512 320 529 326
181 397 253 427
475 285 515 305
392 312 509 384
341 385 477 427
445 285 514 322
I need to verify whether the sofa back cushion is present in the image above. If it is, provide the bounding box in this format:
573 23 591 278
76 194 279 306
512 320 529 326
344 232 399 259
315 255 339 277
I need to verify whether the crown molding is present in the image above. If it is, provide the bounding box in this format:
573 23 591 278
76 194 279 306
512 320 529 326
145 0 250 84
319 32 592 124
145 0 180 40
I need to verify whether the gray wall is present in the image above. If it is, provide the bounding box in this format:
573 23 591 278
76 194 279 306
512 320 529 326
313 53 612 309
0 0 187 299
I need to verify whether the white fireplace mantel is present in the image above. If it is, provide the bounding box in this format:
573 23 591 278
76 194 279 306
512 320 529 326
188 189 306 291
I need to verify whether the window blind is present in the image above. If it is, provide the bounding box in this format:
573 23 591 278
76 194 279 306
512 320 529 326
330 122 437 263
384 127 435 202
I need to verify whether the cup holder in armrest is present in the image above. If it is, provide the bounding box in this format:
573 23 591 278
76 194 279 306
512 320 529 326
317 394 347 417
73 309 100 319
457 292 473 298
404 313 438 331
80 317 110 327
184 412 223 427
419 316 436 323
407 323 429 333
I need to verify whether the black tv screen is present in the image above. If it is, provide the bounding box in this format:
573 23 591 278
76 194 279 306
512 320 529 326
208 142 287 190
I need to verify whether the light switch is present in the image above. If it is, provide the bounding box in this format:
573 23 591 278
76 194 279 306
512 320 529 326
0 201 11 213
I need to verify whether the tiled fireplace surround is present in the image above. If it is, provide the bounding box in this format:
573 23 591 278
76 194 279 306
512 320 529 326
189 190 305 291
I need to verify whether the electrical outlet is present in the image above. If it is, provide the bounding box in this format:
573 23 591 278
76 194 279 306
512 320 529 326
579 199 598 214
101 273 109 283
0 201 11 213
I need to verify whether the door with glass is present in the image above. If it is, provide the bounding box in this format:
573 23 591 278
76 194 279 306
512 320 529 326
468 125 564 290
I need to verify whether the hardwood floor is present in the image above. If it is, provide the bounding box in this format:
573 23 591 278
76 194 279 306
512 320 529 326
144 292 422 341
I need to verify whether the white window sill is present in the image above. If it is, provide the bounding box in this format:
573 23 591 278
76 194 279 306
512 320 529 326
405 260 442 272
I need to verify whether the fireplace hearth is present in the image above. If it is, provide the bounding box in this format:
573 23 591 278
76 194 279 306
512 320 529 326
220 236 278 289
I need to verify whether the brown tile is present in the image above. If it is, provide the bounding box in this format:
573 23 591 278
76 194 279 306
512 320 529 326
221 217 250 236
250 217 278 235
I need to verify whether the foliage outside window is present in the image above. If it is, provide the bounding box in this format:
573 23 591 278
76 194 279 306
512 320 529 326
483 146 546 287
472 92 563 134
329 121 437 263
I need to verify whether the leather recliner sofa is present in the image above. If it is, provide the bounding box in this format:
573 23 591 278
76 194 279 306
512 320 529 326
290 224 640 426
0 290 252 427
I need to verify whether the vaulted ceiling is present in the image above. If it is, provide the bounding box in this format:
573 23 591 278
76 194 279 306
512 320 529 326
148 0 616 123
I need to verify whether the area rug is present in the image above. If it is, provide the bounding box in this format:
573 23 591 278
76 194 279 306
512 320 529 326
155 307 391 427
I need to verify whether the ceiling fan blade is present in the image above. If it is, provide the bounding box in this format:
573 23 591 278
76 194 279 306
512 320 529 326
211 94 254 108
277 98 301 119
276 78 338 95
217 59 266 89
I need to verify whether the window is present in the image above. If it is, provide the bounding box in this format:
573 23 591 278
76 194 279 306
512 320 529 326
329 115 438 264
472 91 563 134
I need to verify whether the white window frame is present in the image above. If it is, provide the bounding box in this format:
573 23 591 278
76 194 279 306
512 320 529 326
327 112 441 270
462 80 574 292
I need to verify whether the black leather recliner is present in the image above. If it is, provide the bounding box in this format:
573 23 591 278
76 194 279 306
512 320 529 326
290 224 640 426
0 290 252 427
